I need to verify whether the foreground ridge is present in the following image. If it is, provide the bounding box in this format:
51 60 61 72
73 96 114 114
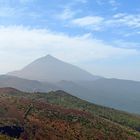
0 87 140 139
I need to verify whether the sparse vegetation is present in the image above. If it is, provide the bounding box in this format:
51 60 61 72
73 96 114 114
0 88 140 140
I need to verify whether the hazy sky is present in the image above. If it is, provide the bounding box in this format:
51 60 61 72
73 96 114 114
0 0 140 81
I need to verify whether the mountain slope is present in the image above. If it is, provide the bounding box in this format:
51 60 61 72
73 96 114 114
55 79 140 114
0 88 140 140
8 55 100 82
0 75 59 92
31 90 140 132
75 78 140 113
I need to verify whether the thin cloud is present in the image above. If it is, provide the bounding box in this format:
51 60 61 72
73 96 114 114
96 0 120 10
75 0 87 3
56 8 76 20
71 16 104 31
107 13 140 28
19 0 35 4
0 7 16 17
108 0 120 10
112 40 140 49
69 13 140 33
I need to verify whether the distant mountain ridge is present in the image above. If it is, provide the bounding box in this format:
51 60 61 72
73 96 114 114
0 75 59 92
8 55 101 82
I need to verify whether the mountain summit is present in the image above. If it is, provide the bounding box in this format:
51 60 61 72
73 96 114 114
8 55 100 82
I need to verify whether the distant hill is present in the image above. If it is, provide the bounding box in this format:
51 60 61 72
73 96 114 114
0 87 140 140
0 75 140 114
8 55 100 82
56 79 140 114
75 78 140 113
0 75 59 92
44 90 140 131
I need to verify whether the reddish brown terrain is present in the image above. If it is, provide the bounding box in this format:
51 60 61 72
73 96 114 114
0 87 140 140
